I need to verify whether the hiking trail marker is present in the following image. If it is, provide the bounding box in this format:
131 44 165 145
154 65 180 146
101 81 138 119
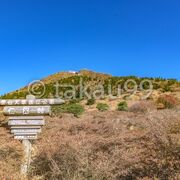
0 95 64 177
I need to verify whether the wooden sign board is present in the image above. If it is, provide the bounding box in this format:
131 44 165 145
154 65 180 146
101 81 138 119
14 135 37 140
0 98 64 106
9 116 44 120
11 129 41 133
14 133 37 137
4 106 51 116
1 96 65 140
10 126 42 129
8 116 44 140
14 132 37 136
8 119 45 126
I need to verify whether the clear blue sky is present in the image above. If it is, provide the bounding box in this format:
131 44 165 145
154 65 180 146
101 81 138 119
0 0 180 95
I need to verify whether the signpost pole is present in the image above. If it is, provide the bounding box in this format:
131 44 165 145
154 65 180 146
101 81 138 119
21 139 32 176
21 95 34 177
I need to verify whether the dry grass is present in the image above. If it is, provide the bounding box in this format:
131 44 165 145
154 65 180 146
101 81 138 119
129 100 156 113
29 109 180 179
0 116 23 179
0 102 180 179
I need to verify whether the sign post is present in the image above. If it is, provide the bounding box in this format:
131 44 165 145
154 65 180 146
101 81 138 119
0 95 64 177
21 139 32 175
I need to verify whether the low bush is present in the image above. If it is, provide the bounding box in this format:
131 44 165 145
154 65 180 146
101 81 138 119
66 103 85 117
52 103 84 117
86 98 95 105
96 103 109 111
30 144 104 179
129 101 155 113
157 95 177 109
29 145 80 179
169 122 180 134
69 99 81 104
162 84 172 92
117 101 128 111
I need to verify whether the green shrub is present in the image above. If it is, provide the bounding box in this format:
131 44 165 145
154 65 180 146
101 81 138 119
162 84 172 92
86 98 95 105
152 82 161 90
52 103 84 117
96 103 109 111
69 99 81 104
66 103 84 117
117 101 128 111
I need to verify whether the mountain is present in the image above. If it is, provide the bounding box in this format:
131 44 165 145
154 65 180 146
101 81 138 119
0 70 180 179
0 69 179 99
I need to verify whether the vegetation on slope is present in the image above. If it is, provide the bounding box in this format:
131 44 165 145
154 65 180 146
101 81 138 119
0 70 179 99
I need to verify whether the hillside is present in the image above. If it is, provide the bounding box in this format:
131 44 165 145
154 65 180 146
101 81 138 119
1 69 180 100
0 70 180 179
0 107 180 179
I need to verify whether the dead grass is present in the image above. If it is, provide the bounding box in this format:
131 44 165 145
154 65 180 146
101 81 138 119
0 118 23 179
0 102 180 179
29 109 180 179
129 100 156 113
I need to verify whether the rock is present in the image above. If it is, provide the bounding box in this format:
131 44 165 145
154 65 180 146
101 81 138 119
129 125 135 131
157 103 165 109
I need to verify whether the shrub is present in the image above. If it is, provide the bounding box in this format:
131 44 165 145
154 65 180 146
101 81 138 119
69 99 81 104
30 144 104 179
30 145 80 179
129 101 155 113
66 103 84 117
169 122 180 134
52 104 68 115
96 103 109 111
86 98 96 105
162 84 172 92
157 95 177 109
117 101 128 111
152 82 161 90
52 103 84 117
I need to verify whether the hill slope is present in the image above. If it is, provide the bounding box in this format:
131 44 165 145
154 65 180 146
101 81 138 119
1 69 179 99
0 70 180 179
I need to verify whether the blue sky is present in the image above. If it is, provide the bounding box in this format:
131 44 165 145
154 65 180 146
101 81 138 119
0 0 180 95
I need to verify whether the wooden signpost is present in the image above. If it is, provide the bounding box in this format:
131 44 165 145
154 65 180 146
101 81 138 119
11 129 42 133
1 95 64 177
0 98 64 106
3 106 51 116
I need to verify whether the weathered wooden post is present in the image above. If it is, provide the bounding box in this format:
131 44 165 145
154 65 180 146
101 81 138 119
0 95 64 177
21 139 32 175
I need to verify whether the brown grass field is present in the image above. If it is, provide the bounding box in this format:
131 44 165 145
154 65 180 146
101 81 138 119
0 98 180 179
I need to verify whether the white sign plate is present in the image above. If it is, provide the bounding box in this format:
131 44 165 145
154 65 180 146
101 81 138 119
9 116 44 120
10 126 42 129
14 135 37 140
4 106 51 116
11 129 41 133
0 98 64 106
14 132 37 136
8 120 45 126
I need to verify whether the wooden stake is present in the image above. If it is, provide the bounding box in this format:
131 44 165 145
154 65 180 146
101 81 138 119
21 139 32 177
